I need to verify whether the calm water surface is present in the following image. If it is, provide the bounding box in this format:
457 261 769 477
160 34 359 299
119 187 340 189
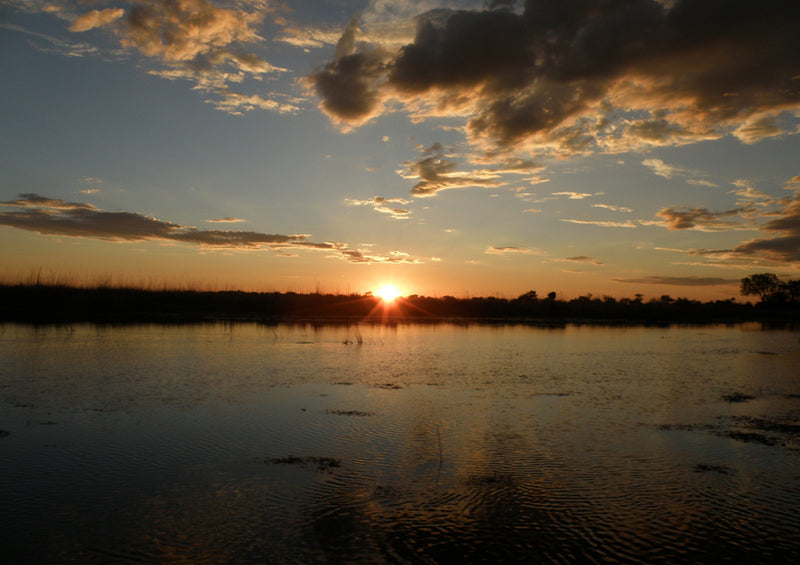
1 322 799 563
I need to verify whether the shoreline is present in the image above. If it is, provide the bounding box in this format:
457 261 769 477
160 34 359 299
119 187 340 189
1 283 798 326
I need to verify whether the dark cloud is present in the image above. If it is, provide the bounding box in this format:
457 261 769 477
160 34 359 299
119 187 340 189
400 143 502 197
613 276 739 286
307 15 391 126
0 194 417 264
310 0 800 154
655 206 751 231
732 197 800 262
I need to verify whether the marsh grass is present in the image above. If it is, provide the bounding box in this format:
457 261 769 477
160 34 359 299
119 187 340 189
2 275 799 324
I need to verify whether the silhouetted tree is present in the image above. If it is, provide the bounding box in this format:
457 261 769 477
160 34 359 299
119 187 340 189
740 273 783 303
784 280 800 303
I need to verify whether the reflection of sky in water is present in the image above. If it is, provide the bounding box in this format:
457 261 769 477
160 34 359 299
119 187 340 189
1 323 800 562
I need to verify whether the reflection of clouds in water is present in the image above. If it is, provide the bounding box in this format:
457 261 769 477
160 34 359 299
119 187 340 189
3 323 800 562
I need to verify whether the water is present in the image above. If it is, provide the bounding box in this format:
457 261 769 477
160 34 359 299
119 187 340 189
1 322 799 563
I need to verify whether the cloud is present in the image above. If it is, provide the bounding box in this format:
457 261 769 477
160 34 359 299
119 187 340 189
309 1 800 157
733 112 790 144
592 203 633 213
653 206 754 231
560 219 637 228
207 91 300 115
346 196 412 219
56 0 290 115
642 158 687 179
485 246 538 255
0 194 417 264
612 276 738 286
551 191 598 200
273 18 342 50
564 255 602 265
399 143 503 197
207 217 245 223
1 21 100 57
730 196 800 263
729 180 774 204
69 8 124 32
687 179 718 188
642 159 719 187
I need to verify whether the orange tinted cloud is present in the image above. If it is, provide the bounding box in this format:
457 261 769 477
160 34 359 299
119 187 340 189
0 194 419 264
309 0 800 156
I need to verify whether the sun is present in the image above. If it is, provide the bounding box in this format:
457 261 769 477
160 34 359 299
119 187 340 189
375 284 402 303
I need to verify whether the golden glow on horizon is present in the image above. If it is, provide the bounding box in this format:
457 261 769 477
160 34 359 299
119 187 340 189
375 284 402 303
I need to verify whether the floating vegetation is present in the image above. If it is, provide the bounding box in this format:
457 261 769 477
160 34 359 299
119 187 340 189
465 471 515 486
694 464 735 475
657 423 715 432
372 485 403 498
261 455 341 471
327 409 375 416
661 413 800 449
373 383 402 390
326 409 375 416
717 431 777 446
721 393 756 403
730 417 800 440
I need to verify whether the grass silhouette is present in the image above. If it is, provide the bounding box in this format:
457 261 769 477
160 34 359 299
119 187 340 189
1 279 797 324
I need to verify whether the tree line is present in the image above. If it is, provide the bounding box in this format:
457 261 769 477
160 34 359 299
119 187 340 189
739 273 800 304
0 273 797 324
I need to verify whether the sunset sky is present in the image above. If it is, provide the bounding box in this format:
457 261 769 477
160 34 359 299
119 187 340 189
2 0 799 300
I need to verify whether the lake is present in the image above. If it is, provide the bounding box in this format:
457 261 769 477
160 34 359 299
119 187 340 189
1 322 799 563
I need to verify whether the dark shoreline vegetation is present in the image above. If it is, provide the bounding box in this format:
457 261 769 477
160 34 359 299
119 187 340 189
2 279 798 326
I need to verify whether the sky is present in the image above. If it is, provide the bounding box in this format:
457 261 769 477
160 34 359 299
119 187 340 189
1 0 799 300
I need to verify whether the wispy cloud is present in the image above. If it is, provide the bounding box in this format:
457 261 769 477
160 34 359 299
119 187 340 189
346 196 412 219
273 17 342 50
207 217 245 223
0 21 100 57
641 158 689 180
309 1 800 157
8 0 299 116
730 195 800 263
649 176 800 264
485 246 539 255
69 8 125 32
730 179 774 204
0 194 418 264
612 276 739 286
399 143 503 197
563 255 603 265
642 158 718 188
552 191 600 200
687 179 718 188
560 219 637 228
653 206 755 232
592 203 633 213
